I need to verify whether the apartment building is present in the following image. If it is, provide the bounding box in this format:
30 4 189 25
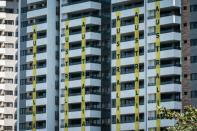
111 0 182 131
18 0 59 131
59 0 111 131
182 0 197 107
0 0 17 131
17 0 197 131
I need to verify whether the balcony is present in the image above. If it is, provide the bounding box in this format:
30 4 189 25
60 94 101 104
111 23 144 35
60 63 101 73
111 105 145 115
62 1 101 13
61 47 101 58
112 1 143 12
111 88 145 99
60 78 101 88
111 6 144 19
62 0 99 6
27 8 47 19
147 0 181 10
60 110 101 119
61 16 101 28
61 32 101 43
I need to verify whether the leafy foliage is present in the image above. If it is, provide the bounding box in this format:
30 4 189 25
159 105 197 131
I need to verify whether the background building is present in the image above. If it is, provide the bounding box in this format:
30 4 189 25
0 0 17 130
182 0 197 108
18 0 59 130
111 0 182 130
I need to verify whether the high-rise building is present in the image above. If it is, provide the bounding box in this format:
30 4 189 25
0 0 18 130
18 0 59 131
17 0 197 131
182 0 197 108
59 0 111 131
111 0 182 131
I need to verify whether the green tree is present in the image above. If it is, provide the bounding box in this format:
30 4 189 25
159 105 197 131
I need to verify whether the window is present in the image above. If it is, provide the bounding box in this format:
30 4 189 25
190 21 197 29
184 74 188 78
4 55 13 60
183 6 187 10
4 20 14 25
4 67 13 72
4 126 12 130
191 91 197 98
190 4 197 12
4 79 13 84
191 39 197 46
5 90 13 95
5 43 14 48
4 114 13 119
21 21 28 27
183 23 187 27
4 102 13 107
5 8 14 13
191 73 197 80
4 31 14 36
191 56 197 63
184 57 188 61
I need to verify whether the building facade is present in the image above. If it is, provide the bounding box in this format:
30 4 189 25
182 0 197 108
181 0 197 107
59 0 111 131
0 0 17 131
17 0 197 131
18 0 59 131
111 0 182 131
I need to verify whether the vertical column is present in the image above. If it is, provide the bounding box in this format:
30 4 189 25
32 25 37 131
81 18 86 131
64 21 70 131
115 12 121 131
155 1 161 131
134 8 140 131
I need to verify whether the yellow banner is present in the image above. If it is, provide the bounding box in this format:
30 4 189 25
155 1 161 131
64 21 69 131
134 8 140 131
32 25 37 131
116 12 121 131
81 18 86 131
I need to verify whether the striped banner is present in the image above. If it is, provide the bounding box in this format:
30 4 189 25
115 12 121 131
32 25 37 131
81 18 86 131
155 1 161 131
134 8 140 131
64 21 70 131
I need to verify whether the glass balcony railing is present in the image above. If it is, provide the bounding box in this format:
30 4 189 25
148 80 181 86
148 98 181 103
112 3 144 12
148 63 181 69
62 0 99 7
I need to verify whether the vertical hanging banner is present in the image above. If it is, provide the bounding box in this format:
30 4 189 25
32 25 37 131
81 18 86 131
64 21 70 131
134 8 140 131
155 1 161 131
116 12 121 131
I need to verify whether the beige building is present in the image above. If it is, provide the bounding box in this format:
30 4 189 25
0 0 17 130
